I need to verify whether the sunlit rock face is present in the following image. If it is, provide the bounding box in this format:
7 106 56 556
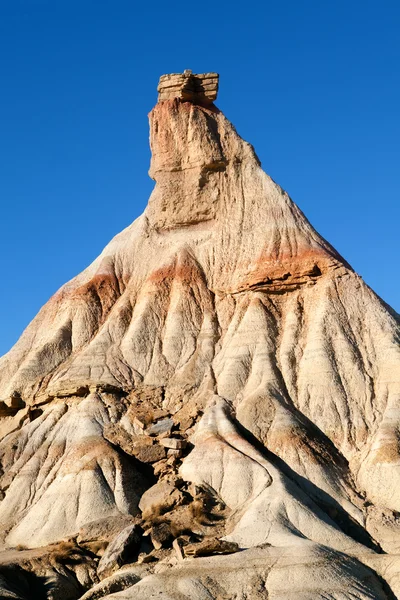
0 72 399 600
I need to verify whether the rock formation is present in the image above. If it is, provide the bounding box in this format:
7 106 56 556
157 70 218 104
0 71 399 599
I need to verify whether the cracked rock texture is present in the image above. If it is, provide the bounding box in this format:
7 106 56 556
0 73 399 599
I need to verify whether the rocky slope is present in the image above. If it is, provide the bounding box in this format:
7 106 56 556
0 71 399 599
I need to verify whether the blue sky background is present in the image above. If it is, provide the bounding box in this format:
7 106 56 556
0 0 399 355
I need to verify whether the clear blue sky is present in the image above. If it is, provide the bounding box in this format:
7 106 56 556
1 0 399 356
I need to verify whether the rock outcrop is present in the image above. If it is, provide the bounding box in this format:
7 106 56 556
0 71 399 599
157 70 219 104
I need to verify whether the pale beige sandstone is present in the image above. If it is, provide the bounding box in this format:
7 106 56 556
0 72 398 599
86 546 391 600
0 393 147 548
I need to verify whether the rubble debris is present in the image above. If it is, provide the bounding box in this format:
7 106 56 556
134 444 166 463
132 416 146 431
152 409 169 420
167 449 182 458
146 418 174 437
103 423 166 463
160 438 186 450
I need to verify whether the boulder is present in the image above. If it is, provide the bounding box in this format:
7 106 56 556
133 444 166 464
77 515 138 545
146 418 174 437
97 524 142 580
139 481 184 520
160 438 186 450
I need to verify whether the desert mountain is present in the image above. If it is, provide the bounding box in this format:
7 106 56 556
0 71 399 600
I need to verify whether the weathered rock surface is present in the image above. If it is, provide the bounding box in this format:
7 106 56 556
183 536 238 557
97 525 142 580
139 481 184 520
0 70 399 599
0 393 148 549
158 70 219 104
0 542 97 600
77 515 138 551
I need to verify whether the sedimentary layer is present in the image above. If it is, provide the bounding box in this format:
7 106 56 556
0 72 399 600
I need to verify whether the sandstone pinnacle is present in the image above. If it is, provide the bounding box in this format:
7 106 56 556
0 73 398 600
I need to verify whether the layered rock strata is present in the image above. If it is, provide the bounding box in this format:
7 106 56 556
157 70 218 104
0 71 399 600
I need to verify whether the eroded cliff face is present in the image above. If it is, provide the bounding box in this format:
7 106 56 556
0 73 399 600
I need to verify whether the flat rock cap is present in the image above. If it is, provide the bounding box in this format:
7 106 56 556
158 71 219 105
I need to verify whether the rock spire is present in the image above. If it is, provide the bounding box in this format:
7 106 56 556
0 73 398 600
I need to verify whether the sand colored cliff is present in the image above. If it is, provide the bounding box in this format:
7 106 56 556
0 72 398 600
